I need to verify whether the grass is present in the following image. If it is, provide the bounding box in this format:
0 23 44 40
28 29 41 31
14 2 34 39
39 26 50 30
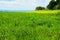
0 10 60 40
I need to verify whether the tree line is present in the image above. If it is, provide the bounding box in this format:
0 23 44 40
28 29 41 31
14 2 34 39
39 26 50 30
35 0 60 10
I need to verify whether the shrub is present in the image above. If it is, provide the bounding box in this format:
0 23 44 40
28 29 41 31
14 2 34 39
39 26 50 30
35 6 45 10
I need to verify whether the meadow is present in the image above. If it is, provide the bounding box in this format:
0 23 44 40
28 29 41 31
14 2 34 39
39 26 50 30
0 10 60 40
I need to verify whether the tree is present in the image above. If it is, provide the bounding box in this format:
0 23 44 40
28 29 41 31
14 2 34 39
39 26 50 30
35 6 45 10
47 0 57 9
47 0 60 10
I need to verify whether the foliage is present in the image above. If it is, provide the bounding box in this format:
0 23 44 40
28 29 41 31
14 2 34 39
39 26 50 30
47 0 60 10
35 6 45 10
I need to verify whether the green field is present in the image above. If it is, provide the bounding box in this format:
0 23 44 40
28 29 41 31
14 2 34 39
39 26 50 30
0 10 60 40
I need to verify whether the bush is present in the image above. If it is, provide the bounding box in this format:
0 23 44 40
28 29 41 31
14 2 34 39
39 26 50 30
35 6 45 10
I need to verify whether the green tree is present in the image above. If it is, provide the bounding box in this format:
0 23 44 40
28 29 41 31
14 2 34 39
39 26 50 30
47 0 57 9
35 6 45 10
47 0 60 10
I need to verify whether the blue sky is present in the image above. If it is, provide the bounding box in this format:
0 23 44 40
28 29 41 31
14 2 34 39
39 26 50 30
0 0 50 10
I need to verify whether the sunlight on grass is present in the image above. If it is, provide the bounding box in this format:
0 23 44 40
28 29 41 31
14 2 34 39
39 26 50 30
34 10 59 14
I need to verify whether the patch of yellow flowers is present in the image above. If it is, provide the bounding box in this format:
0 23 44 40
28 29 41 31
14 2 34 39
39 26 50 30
34 10 59 14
